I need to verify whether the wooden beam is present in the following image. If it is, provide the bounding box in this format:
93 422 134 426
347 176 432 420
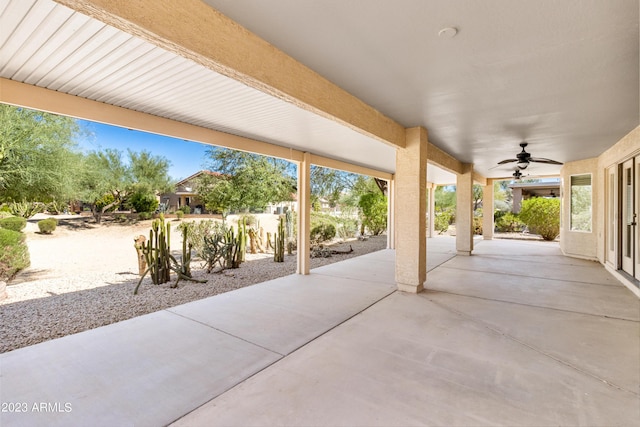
54 0 406 149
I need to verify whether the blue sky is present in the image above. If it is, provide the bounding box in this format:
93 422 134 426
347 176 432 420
77 120 212 181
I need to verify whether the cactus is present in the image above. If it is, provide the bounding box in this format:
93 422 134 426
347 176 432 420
274 216 285 262
202 233 227 273
285 210 294 255
223 224 245 269
136 216 171 293
134 215 205 294
172 223 194 281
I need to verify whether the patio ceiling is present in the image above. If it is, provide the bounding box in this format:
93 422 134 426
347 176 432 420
1 0 638 182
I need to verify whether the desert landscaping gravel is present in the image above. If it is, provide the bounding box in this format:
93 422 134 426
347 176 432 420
0 214 386 353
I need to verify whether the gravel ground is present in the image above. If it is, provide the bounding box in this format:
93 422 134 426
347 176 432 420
1 214 386 354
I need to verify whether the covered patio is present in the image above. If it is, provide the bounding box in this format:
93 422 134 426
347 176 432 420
1 1 639 425
1 238 638 426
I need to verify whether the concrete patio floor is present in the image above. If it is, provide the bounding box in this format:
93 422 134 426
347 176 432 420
1 237 638 426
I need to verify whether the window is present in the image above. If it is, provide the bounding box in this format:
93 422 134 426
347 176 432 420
570 174 592 232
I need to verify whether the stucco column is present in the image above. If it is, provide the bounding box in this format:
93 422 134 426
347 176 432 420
387 176 395 249
456 164 474 255
482 179 494 240
297 152 311 274
395 127 428 293
427 183 436 238
512 187 523 213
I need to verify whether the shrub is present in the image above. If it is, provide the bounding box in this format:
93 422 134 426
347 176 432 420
179 205 192 215
473 209 482 236
47 200 68 215
175 210 184 220
0 228 30 281
113 214 128 223
0 216 27 232
182 220 225 259
128 192 159 213
358 192 387 235
434 211 452 234
138 212 152 220
495 212 525 232
239 214 257 227
335 216 358 240
37 218 57 234
519 197 560 241
310 223 336 244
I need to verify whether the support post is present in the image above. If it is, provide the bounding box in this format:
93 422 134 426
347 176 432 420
297 152 311 274
482 179 494 240
387 175 395 249
456 164 474 255
428 183 436 238
395 127 428 293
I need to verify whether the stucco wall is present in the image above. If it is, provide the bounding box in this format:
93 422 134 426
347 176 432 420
596 125 640 263
560 158 599 260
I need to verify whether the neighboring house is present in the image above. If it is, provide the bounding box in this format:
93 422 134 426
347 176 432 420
265 193 298 215
159 170 220 214
508 181 561 213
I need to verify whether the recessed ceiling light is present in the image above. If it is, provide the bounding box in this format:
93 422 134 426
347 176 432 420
438 27 458 38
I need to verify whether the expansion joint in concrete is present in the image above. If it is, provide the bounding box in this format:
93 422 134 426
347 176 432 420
424 296 639 397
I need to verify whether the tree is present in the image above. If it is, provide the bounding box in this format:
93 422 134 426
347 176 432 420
78 149 172 222
197 148 295 215
343 176 388 235
358 191 387 235
310 167 358 207
126 150 173 213
0 105 83 203
79 149 133 223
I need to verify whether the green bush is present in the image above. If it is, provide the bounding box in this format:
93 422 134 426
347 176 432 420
0 216 27 232
495 212 525 232
128 191 159 213
175 210 184 220
335 216 358 240
37 218 57 234
179 205 192 215
519 197 560 241
239 214 257 227
358 192 387 235
310 223 336 244
0 228 30 281
434 211 452 234
47 200 68 215
138 212 152 220
473 210 483 235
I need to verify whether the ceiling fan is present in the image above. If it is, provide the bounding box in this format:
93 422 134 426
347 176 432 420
497 142 563 170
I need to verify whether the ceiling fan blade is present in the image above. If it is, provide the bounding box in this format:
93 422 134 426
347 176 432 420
530 158 563 165
497 158 518 165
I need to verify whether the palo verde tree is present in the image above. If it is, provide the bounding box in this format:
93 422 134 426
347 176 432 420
0 104 83 203
196 147 296 216
79 148 172 223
